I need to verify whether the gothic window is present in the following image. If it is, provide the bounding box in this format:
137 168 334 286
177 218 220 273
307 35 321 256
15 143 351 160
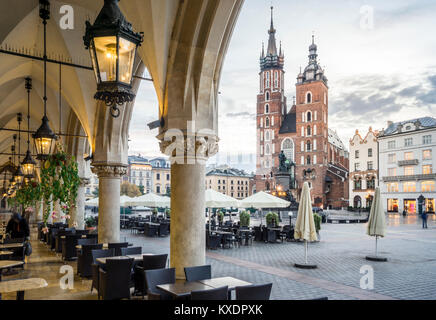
306 92 312 103
307 126 312 136
266 91 270 101
281 138 295 162
265 131 270 141
307 111 312 122
306 140 312 152
266 71 270 88
307 156 311 165
265 144 270 155
265 117 270 128
274 71 278 88
265 104 269 114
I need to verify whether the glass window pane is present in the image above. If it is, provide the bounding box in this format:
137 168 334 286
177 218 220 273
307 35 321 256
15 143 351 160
94 36 118 82
89 41 100 83
118 37 136 84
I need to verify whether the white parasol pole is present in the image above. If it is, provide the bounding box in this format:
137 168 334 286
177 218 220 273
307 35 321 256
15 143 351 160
375 235 378 257
305 240 308 264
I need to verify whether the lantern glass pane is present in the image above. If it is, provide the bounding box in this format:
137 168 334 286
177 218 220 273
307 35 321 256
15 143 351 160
94 36 118 82
118 37 136 84
89 40 100 84
22 163 34 176
35 137 53 157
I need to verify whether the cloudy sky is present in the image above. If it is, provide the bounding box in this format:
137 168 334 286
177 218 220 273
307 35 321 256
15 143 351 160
129 0 436 171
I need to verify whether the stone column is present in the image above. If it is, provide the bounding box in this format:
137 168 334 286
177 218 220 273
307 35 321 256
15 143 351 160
91 164 127 244
35 200 43 223
54 200 63 223
160 134 218 279
70 178 89 229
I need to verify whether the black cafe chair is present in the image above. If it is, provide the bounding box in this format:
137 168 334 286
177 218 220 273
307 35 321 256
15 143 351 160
191 286 229 301
108 242 129 256
134 254 168 297
91 249 115 298
236 283 272 300
77 244 103 278
144 268 176 300
99 258 134 300
184 265 211 282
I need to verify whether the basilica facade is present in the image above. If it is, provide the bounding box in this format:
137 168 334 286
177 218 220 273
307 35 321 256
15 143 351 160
254 8 349 209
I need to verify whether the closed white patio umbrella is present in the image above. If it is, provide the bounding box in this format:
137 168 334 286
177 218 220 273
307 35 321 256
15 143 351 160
366 187 388 262
125 192 170 208
294 182 318 269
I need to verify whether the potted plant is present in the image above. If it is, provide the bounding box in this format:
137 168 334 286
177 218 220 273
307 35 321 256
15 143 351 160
266 212 279 227
313 213 322 241
165 208 170 219
239 211 250 228
217 210 224 225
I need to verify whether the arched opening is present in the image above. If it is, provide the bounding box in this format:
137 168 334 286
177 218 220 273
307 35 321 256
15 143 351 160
307 125 311 136
306 155 311 165
281 138 294 162
265 104 269 114
306 140 312 152
307 111 312 122
265 117 270 127
306 92 312 103
354 196 362 208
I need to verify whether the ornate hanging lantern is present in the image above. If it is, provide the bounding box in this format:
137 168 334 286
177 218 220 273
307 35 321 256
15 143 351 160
22 78 37 177
83 0 143 118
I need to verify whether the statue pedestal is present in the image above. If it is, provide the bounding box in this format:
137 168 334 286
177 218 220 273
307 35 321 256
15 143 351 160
274 171 291 190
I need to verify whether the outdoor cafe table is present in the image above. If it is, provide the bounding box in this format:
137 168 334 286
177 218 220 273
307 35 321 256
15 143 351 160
0 260 24 281
0 243 24 250
157 277 252 299
75 242 133 250
96 254 153 265
0 278 47 300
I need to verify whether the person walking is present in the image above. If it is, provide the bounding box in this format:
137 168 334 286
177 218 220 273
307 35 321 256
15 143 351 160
422 210 428 229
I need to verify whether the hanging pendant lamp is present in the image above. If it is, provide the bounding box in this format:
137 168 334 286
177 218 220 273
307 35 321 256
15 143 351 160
22 78 37 177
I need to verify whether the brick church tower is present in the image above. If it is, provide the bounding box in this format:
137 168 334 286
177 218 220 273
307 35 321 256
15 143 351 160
255 7 286 192
294 36 330 206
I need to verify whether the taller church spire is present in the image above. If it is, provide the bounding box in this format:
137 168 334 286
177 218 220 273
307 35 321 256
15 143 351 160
260 6 284 71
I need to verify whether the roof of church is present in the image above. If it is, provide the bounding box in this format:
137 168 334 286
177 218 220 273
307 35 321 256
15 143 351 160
279 111 297 134
260 7 284 71
328 128 347 151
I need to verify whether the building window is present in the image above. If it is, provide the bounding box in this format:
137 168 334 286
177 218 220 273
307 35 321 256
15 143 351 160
367 161 373 170
265 104 269 114
266 71 270 88
354 178 362 190
265 144 270 155
355 150 360 159
266 91 270 101
423 135 432 144
367 177 375 190
423 165 432 174
404 166 414 176
388 168 397 176
354 163 360 171
156 173 160 180
306 92 312 104
388 141 396 149
423 149 432 160
387 183 399 192
403 182 416 192
404 152 414 160
265 131 270 141
368 148 373 157
166 174 170 180
404 138 413 147
388 199 399 212
388 154 396 164
306 111 312 122
156 185 161 194
306 141 312 152
307 156 311 165
265 117 270 128
307 126 311 136
422 181 435 192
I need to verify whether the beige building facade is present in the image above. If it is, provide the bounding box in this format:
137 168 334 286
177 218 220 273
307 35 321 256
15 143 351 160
206 166 253 200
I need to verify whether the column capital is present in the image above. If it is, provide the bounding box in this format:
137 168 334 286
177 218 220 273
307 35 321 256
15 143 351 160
157 131 219 164
91 163 128 178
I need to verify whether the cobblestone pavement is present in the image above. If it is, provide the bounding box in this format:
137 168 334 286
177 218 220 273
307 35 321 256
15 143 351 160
123 214 436 300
